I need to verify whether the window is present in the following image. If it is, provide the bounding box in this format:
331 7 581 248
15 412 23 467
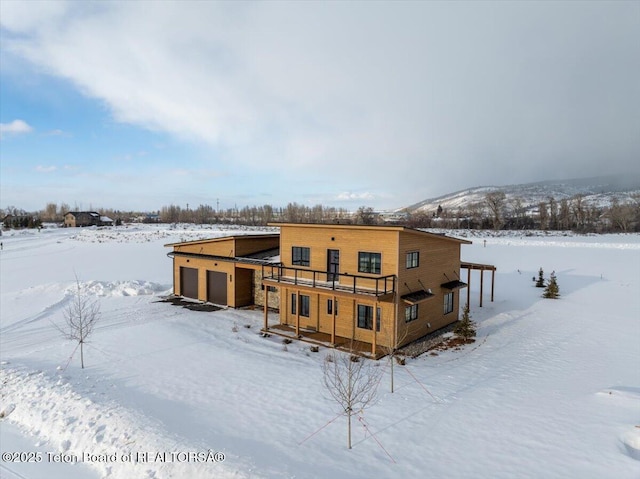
406 251 419 269
444 292 454 315
292 246 310 266
291 293 310 317
327 299 338 315
357 304 381 331
300 295 310 317
358 252 381 274
405 304 418 322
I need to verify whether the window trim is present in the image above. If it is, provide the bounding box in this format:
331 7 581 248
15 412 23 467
327 299 338 315
292 293 310 317
444 292 454 315
292 246 310 267
405 303 418 322
357 304 381 331
406 251 419 269
358 252 382 274
299 294 310 317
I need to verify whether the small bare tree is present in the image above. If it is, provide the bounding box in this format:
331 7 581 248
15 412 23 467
381 320 409 394
58 277 100 368
322 349 382 449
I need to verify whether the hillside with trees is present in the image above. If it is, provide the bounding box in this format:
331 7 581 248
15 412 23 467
2 175 639 232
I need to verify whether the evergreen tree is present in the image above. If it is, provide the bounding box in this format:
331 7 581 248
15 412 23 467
535 267 546 288
543 271 560 299
454 303 476 341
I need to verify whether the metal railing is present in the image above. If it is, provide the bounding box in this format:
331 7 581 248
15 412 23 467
262 264 396 296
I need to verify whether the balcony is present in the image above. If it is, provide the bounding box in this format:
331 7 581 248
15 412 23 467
262 265 396 298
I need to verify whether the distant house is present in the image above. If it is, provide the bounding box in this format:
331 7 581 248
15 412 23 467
64 212 113 227
166 223 495 357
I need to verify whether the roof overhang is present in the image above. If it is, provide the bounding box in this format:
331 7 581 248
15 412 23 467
441 280 468 290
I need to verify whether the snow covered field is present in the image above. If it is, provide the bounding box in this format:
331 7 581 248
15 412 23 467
1 224 639 479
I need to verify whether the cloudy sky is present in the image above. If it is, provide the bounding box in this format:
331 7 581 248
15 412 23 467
1 1 638 212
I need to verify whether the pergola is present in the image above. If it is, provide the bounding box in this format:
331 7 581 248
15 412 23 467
461 262 496 308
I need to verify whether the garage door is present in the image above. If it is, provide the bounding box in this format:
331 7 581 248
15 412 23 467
180 267 199 299
207 271 227 306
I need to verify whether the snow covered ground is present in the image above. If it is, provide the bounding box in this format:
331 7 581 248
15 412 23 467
1 224 639 479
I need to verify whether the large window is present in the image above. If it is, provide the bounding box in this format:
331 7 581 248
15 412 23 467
357 304 381 331
405 304 418 322
358 252 381 274
291 293 310 317
444 292 454 315
292 246 310 266
406 251 419 269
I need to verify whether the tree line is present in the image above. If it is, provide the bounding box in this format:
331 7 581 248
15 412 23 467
406 192 640 233
2 193 639 232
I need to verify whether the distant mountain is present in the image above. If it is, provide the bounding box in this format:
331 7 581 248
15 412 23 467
402 174 640 215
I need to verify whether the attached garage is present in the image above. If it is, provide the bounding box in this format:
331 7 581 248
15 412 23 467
207 271 228 306
180 267 199 299
166 234 281 309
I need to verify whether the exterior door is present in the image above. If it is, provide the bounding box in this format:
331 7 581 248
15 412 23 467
207 271 228 306
327 249 340 282
180 267 199 299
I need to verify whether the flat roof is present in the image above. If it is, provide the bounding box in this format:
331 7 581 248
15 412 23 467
268 223 472 244
164 233 279 248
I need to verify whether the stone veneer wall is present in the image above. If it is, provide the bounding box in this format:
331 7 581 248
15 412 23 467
252 269 280 310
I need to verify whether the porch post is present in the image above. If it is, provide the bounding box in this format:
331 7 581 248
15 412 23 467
331 295 336 345
479 267 484 307
295 291 300 337
491 268 495 302
372 301 378 356
263 289 268 330
466 267 471 307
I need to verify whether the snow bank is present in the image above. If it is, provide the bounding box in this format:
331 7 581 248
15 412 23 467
78 280 169 297
0 365 251 479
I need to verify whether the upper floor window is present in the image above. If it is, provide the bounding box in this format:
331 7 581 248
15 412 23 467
444 292 454 315
292 246 310 266
406 251 419 269
358 252 381 274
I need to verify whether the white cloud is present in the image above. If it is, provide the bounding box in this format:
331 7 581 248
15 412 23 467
0 119 34 137
1 2 638 206
44 129 67 137
336 192 375 201
35 165 57 173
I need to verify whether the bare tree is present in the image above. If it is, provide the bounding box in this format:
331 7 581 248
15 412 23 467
538 201 549 230
484 191 506 230
380 315 409 394
355 206 377 225
57 277 100 369
322 349 382 449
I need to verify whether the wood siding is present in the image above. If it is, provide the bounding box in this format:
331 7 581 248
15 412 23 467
397 231 464 345
274 224 469 350
168 225 470 353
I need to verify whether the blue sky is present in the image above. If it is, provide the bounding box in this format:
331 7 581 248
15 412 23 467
1 1 639 213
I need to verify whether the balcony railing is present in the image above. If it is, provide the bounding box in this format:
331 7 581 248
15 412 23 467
262 265 396 297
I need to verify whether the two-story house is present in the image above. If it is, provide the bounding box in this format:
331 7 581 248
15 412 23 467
166 223 473 357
